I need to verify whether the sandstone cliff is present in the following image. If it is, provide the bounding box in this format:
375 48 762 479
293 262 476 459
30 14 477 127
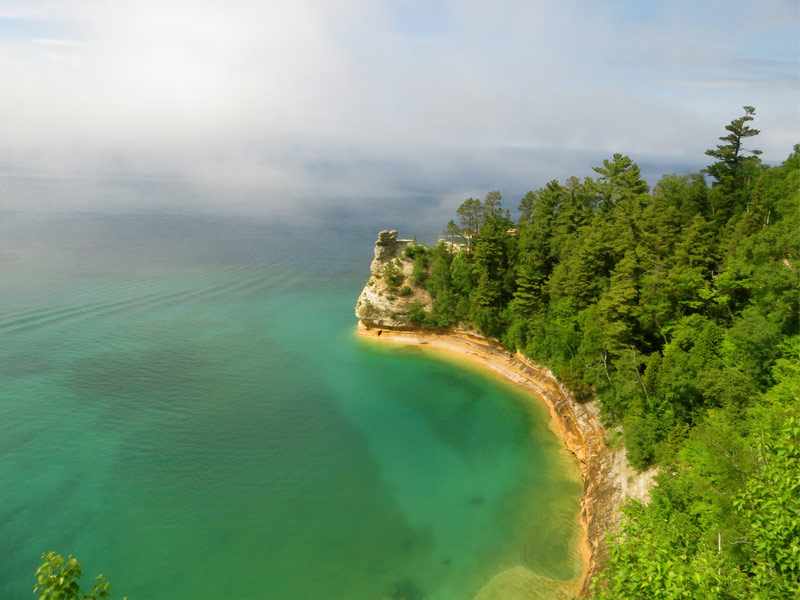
354 230 434 328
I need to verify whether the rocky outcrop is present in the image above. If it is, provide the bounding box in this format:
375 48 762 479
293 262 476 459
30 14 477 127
370 229 410 272
354 231 656 598
354 230 433 328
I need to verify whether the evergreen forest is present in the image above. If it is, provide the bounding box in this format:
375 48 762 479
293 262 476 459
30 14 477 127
405 107 799 598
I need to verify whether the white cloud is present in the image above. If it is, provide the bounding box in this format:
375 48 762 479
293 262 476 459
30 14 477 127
0 0 797 214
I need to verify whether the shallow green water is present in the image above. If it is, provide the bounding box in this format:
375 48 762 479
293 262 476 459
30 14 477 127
0 213 581 599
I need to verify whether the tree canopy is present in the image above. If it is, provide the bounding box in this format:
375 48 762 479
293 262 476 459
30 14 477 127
408 107 799 597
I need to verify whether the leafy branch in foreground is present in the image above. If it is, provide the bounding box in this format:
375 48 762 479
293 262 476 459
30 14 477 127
592 408 800 600
34 552 119 600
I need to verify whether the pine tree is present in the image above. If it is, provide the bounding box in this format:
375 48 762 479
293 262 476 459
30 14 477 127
705 106 762 189
705 106 763 220
597 249 643 354
590 153 649 212
456 197 481 253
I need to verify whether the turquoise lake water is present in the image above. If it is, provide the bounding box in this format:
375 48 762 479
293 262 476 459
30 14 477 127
0 212 582 599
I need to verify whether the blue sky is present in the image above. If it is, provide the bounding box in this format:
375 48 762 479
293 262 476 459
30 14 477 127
0 0 797 215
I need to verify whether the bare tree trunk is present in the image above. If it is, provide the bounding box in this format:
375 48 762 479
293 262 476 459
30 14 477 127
601 348 611 384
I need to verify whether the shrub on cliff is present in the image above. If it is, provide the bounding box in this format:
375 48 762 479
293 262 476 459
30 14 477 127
558 368 593 403
360 299 378 317
383 261 404 288
407 302 428 326
412 254 428 286
404 244 428 260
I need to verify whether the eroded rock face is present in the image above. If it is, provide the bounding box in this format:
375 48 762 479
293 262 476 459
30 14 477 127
354 230 433 328
370 230 407 274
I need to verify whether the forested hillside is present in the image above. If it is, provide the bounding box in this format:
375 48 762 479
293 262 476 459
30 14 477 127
407 107 800 598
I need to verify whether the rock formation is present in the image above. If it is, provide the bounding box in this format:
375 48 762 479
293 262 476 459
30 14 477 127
354 230 433 328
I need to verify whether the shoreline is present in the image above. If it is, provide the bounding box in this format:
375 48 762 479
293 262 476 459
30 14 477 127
357 320 655 598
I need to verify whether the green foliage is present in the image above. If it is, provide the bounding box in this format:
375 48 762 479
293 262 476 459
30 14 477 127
595 404 800 599
705 106 763 200
34 552 114 600
590 153 650 211
382 261 404 288
622 400 674 469
449 251 475 297
360 299 378 317
559 367 594 403
398 285 412 297
443 219 464 245
592 501 727 600
722 307 781 387
654 173 710 218
412 253 428 286
734 415 800 595
404 244 428 260
407 302 428 326
409 107 798 597
456 197 481 252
